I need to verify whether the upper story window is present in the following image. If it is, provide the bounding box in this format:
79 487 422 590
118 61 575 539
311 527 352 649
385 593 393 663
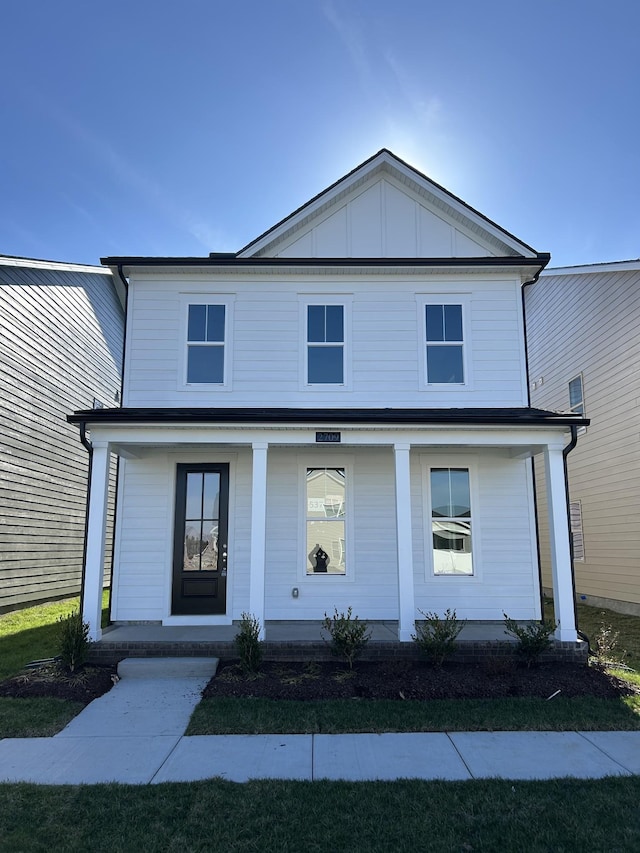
425 304 464 384
569 374 585 415
307 304 344 384
186 304 225 384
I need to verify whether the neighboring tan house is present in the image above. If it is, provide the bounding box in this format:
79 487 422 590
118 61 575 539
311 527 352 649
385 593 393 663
526 259 640 617
0 256 124 612
69 150 586 644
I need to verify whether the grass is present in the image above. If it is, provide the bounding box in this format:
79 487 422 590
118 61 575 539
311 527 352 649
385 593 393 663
187 694 640 735
0 592 109 681
0 777 639 852
0 697 85 737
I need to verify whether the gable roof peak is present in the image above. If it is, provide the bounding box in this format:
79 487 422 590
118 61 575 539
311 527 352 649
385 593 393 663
237 149 540 260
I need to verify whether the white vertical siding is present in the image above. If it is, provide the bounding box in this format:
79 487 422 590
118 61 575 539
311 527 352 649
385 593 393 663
274 175 497 259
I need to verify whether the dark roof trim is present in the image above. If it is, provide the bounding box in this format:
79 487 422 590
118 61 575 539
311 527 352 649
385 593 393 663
237 149 540 257
69 407 588 428
101 255 550 270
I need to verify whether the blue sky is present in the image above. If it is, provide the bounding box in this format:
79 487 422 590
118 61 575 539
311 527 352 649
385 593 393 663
1 0 638 267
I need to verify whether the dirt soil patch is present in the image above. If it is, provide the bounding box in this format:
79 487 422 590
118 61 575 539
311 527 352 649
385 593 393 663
203 659 639 702
0 663 117 705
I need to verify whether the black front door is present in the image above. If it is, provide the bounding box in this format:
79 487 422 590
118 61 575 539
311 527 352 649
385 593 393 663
172 463 229 615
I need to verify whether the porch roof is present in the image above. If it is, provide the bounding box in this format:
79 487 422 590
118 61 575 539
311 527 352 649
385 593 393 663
68 406 588 428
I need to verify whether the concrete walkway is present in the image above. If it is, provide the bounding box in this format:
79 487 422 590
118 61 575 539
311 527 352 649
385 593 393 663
1 658 639 785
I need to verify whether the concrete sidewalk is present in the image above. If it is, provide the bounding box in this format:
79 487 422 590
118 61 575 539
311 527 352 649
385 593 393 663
1 658 639 785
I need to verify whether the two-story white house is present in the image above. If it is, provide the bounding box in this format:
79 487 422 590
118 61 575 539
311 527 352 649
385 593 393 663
70 150 585 647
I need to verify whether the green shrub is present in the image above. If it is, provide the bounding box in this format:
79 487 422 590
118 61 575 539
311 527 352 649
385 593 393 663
235 612 263 673
322 607 371 669
503 614 558 667
57 610 91 673
412 609 464 666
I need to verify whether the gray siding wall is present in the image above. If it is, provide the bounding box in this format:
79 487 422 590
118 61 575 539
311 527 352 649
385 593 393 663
526 267 640 610
0 264 124 611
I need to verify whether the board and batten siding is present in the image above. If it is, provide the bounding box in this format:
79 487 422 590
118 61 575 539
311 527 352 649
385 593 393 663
111 448 540 622
123 273 528 409
526 266 640 612
0 263 124 612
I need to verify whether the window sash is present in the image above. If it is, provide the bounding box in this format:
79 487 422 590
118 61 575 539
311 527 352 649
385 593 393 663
425 304 464 384
306 305 344 384
187 304 225 384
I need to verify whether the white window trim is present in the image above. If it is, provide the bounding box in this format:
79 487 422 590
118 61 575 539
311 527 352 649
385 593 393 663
178 294 235 391
417 295 473 390
297 454 355 583
420 454 482 581
299 295 352 391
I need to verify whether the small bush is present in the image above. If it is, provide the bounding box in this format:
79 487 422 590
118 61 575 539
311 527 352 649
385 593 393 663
594 622 627 667
412 609 464 666
57 610 91 673
235 612 263 673
322 607 371 669
503 614 558 667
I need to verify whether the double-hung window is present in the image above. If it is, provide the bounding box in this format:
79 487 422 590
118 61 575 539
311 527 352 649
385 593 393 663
425 304 464 384
186 304 225 384
430 467 473 575
307 304 344 384
305 467 346 575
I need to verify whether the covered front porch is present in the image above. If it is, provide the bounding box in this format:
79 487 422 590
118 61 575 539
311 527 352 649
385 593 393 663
73 409 583 649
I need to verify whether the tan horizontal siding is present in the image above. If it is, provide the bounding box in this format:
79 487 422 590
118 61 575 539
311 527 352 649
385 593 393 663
527 268 640 607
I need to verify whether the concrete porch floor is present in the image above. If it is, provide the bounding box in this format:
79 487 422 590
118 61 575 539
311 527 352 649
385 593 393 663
100 620 515 644
90 620 591 665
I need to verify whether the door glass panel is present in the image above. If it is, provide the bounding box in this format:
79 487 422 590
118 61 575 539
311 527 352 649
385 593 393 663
202 473 220 520
199 523 219 570
184 522 205 571
185 473 203 518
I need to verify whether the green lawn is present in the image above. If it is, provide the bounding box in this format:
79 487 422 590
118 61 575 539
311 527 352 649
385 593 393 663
0 592 110 681
0 777 639 852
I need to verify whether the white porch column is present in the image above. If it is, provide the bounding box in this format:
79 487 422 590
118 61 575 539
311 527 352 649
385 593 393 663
82 442 110 642
543 445 578 642
249 442 268 640
394 443 415 642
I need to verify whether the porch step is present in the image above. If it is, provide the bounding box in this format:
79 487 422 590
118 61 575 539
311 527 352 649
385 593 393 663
117 657 219 679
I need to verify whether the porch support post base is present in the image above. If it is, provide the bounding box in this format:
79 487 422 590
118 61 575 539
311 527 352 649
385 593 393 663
394 442 415 642
249 442 268 640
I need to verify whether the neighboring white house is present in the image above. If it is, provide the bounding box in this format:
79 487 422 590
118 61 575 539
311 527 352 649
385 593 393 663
69 150 585 643
0 256 124 612
526 259 640 616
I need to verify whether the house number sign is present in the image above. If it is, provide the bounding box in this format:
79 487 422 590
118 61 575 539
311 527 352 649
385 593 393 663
316 431 341 443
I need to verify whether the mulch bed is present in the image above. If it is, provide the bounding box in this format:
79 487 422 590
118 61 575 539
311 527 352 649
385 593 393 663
203 658 640 702
0 663 117 705
0 658 636 705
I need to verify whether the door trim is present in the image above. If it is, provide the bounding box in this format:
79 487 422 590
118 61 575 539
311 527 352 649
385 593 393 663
171 462 230 615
